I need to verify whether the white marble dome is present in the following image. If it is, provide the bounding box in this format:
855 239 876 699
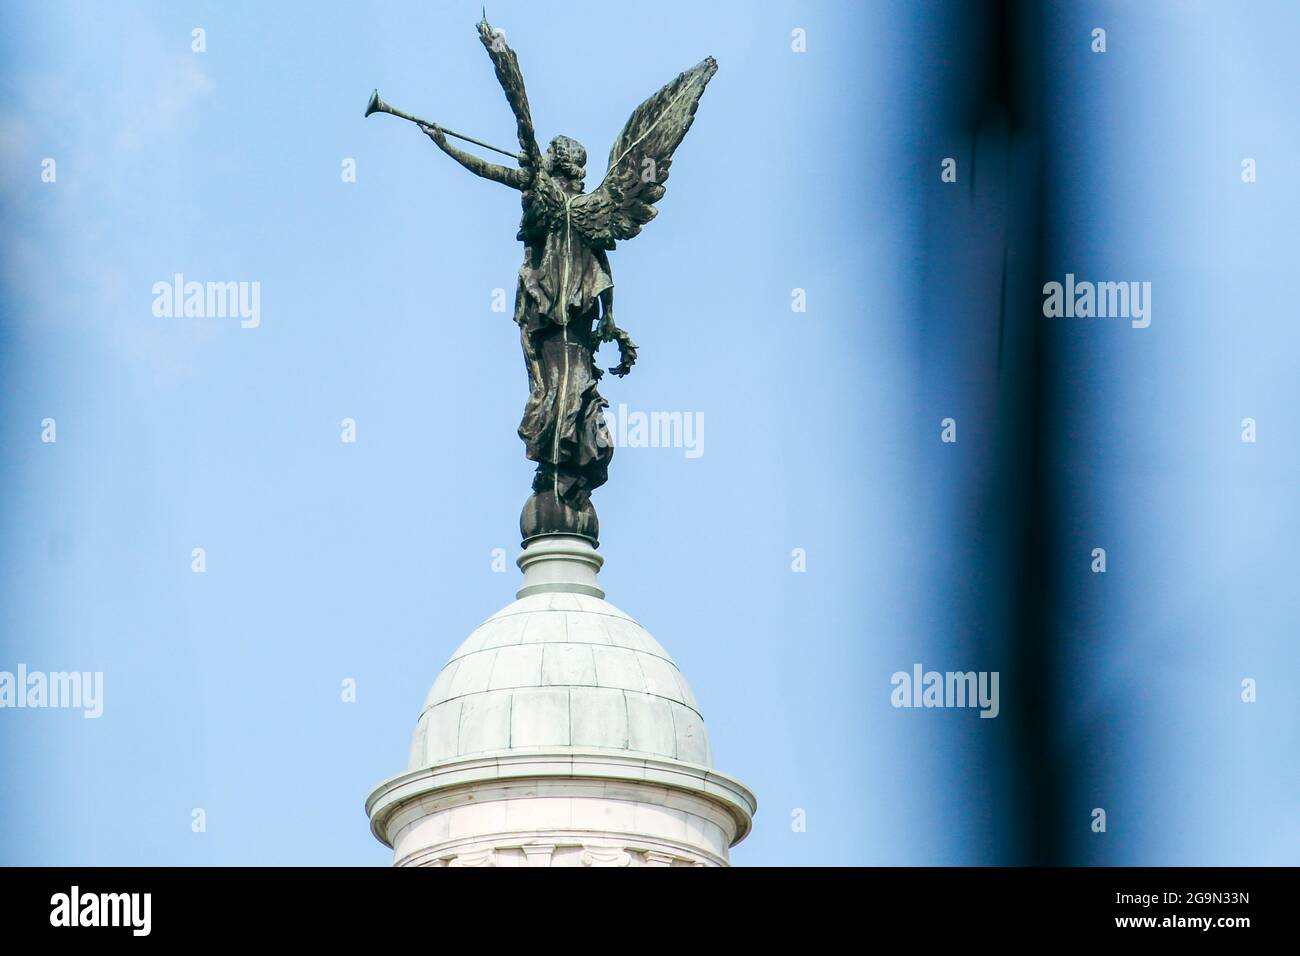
406 591 713 770
367 536 754 866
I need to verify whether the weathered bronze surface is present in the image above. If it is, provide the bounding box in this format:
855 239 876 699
370 18 716 543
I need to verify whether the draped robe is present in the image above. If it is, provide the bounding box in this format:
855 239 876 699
514 172 615 509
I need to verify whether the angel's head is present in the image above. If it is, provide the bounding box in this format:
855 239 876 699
545 135 587 189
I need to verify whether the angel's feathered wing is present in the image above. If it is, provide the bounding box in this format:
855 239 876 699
569 57 718 248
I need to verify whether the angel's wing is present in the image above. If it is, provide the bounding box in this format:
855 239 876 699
569 57 718 248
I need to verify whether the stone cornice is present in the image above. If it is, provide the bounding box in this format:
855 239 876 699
367 750 757 848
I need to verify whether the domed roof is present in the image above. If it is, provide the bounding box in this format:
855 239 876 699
407 591 712 770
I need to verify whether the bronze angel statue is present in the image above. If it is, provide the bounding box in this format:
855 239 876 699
407 18 717 541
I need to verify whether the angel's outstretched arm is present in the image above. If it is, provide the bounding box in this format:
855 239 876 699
477 19 544 173
421 124 526 188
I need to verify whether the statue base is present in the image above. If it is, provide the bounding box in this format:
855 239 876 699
520 491 599 545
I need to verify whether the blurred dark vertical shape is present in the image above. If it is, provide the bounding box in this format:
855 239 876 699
913 0 1061 862
944 0 1061 863
996 1 1061 864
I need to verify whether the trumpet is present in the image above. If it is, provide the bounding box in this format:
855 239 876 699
364 89 524 162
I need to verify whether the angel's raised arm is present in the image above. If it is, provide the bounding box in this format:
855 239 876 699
477 19 544 173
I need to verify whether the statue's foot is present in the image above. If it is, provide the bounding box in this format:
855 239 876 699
520 491 599 545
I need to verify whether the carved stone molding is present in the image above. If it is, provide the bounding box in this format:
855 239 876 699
449 849 497 867
581 847 632 867
521 844 556 867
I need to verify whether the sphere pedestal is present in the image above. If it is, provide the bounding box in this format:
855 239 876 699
520 491 599 544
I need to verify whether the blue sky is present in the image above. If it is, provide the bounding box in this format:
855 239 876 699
1 1 1297 866
0 0 919 866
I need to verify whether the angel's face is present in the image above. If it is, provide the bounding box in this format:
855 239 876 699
545 135 587 188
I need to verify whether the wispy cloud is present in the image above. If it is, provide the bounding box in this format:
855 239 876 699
114 56 213 153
